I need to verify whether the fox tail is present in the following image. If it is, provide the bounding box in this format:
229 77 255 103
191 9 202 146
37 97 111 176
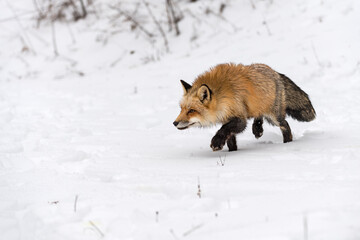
278 73 316 122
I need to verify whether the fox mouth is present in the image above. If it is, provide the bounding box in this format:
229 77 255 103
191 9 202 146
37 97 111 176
177 122 195 130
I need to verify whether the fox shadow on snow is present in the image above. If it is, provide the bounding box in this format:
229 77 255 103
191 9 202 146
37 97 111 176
186 130 325 159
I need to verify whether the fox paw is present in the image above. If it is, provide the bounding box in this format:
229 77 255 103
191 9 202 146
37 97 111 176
210 135 226 151
254 131 263 139
252 125 263 139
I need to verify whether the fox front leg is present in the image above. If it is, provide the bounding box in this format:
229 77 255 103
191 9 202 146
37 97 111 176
210 117 247 151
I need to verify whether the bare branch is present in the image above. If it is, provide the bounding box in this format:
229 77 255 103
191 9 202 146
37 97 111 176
142 0 169 52
79 0 87 18
111 5 154 39
165 0 173 32
4 0 36 54
219 3 226 14
203 7 239 32
166 0 181 36
51 21 59 56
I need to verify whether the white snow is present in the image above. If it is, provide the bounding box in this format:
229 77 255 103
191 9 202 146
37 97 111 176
1 0 360 239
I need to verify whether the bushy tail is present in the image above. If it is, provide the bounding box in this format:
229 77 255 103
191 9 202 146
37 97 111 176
278 73 316 122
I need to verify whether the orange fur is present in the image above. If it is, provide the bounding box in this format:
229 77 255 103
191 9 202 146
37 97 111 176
175 63 281 127
174 63 316 150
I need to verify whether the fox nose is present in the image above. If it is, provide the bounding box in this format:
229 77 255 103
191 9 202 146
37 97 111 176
173 121 179 127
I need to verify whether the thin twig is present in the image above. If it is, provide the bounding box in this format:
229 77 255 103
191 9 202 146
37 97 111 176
66 20 76 44
17 56 30 67
311 41 322 67
166 0 180 36
79 0 87 18
0 11 35 23
131 2 141 16
204 8 239 32
142 0 169 52
33 0 45 28
249 0 256 9
155 211 159 223
303 213 308 240
219 3 226 14
32 0 42 13
4 0 36 54
110 50 127 67
51 20 59 56
29 30 50 47
217 154 226 166
74 195 78 212
197 176 201 198
263 20 272 36
165 0 173 32
170 229 179 240
89 221 105 238
183 224 204 237
112 6 154 38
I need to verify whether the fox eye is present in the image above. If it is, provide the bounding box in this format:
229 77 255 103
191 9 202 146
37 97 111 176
187 109 196 114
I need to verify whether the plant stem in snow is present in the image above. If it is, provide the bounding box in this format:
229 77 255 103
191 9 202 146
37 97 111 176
303 213 308 240
170 229 179 240
51 21 59 56
155 211 159 223
74 195 78 212
143 0 169 52
263 20 272 36
311 42 322 67
79 0 87 18
113 6 154 39
4 0 36 54
89 221 104 238
197 176 201 198
66 21 76 44
166 0 181 36
217 154 226 166
249 0 256 9
183 224 204 237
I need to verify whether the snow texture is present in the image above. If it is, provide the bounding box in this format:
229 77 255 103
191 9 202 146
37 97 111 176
1 0 360 239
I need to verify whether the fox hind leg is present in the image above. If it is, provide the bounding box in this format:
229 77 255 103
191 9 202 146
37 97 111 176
226 135 237 151
252 117 264 139
280 120 293 143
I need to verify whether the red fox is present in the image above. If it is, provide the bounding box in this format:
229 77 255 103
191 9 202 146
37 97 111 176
173 63 316 151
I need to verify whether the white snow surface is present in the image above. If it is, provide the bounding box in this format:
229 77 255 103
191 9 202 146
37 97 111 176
1 0 360 239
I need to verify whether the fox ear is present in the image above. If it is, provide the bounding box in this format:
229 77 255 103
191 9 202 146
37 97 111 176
180 80 192 94
197 84 212 104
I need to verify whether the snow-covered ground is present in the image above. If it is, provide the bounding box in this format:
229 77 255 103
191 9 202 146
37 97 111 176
1 0 360 239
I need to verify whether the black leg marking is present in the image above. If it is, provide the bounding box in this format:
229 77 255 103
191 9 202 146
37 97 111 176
211 117 247 151
252 117 264 139
226 135 237 151
280 120 293 143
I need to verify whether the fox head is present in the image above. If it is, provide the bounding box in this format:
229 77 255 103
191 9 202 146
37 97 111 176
173 80 215 130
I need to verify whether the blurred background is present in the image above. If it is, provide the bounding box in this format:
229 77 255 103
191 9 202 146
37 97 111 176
1 0 358 79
